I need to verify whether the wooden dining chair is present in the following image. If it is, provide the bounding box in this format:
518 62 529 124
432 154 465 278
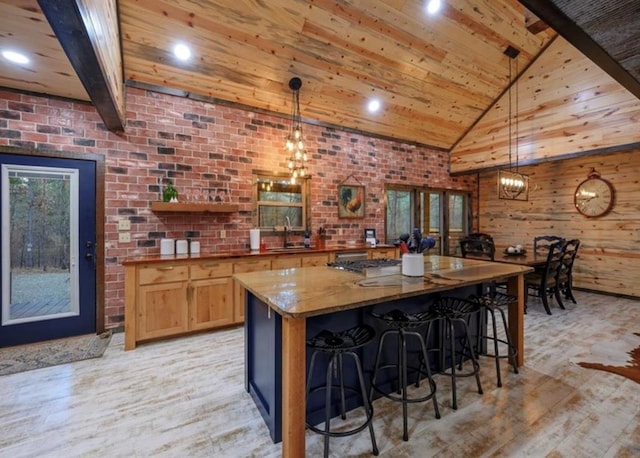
533 235 565 256
459 237 495 261
557 239 580 304
524 240 565 314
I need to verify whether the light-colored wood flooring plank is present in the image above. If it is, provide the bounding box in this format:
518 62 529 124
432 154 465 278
1 291 639 457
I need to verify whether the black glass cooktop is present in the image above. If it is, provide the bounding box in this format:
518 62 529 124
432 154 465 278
327 258 401 274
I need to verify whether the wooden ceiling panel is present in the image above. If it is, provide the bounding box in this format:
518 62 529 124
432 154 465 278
118 0 555 149
450 38 640 173
0 1 89 101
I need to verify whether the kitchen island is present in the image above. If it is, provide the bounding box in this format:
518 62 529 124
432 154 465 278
234 255 532 457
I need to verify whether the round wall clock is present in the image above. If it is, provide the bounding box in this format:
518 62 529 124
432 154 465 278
574 169 614 217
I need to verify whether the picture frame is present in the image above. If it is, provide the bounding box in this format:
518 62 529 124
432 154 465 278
338 184 365 218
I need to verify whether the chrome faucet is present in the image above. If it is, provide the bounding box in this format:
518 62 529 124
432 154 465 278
284 216 293 247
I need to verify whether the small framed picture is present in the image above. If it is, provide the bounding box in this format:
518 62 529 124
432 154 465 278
338 184 365 218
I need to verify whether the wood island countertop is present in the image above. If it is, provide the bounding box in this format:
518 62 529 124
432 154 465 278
234 255 532 318
239 255 533 457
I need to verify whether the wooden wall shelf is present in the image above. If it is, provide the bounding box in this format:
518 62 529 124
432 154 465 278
151 202 239 213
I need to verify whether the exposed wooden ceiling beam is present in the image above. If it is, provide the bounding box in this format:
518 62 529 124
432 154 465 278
518 0 640 100
38 0 125 132
524 8 549 34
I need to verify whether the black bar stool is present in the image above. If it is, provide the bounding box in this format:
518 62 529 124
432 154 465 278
470 290 518 387
305 324 379 458
427 296 483 410
369 309 441 442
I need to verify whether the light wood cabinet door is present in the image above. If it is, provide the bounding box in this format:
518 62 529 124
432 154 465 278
233 259 271 322
137 281 189 341
190 277 234 330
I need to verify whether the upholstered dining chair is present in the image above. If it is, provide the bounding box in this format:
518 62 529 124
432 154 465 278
557 239 580 304
524 240 565 314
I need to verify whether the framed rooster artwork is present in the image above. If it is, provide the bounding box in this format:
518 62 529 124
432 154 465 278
338 184 365 218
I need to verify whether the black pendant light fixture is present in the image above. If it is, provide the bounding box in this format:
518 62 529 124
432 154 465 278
284 77 308 184
498 45 529 201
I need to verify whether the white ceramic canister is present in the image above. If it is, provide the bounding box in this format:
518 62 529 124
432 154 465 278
402 253 425 277
190 241 200 255
176 239 189 255
160 238 175 256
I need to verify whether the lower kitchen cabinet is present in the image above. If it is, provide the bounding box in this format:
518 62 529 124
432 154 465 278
123 247 395 349
190 277 234 330
190 261 234 330
137 279 189 341
134 264 190 344
125 261 234 350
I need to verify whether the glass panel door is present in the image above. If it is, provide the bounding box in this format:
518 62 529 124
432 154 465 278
2 166 78 324
1 154 96 347
385 186 469 255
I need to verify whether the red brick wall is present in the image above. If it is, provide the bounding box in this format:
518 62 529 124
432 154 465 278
0 87 477 329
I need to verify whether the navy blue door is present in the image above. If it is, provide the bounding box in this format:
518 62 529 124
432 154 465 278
0 154 96 347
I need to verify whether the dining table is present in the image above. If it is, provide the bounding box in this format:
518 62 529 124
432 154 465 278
493 248 548 268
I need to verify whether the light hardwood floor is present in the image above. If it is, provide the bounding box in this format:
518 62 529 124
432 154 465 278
1 291 639 457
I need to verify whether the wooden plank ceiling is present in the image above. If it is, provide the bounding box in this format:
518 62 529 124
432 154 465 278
0 0 555 150
519 0 640 100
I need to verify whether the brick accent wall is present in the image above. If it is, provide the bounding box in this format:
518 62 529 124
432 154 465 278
0 87 477 329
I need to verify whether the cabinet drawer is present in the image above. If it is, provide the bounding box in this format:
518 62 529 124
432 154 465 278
139 265 189 285
190 261 233 279
302 253 330 267
370 248 397 259
234 259 271 273
272 256 302 270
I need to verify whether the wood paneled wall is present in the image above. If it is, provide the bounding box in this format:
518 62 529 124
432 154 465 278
478 148 640 297
452 37 640 174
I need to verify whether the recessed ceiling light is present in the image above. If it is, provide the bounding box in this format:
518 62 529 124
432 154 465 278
426 0 442 15
173 44 191 61
2 50 29 65
367 99 381 113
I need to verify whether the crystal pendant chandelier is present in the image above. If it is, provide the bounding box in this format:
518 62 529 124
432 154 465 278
498 46 529 201
284 77 308 184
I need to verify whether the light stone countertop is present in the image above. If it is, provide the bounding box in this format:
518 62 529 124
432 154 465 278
234 255 532 318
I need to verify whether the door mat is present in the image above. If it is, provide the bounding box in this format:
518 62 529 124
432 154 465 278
0 331 112 376
574 332 640 385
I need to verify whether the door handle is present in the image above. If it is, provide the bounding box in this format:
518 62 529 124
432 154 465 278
85 240 96 267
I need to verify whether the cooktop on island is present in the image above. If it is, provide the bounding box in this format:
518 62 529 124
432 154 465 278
327 258 401 275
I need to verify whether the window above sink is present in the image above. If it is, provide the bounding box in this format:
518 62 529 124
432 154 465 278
254 171 309 232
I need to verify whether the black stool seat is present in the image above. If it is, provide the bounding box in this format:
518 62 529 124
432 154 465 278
308 325 375 352
369 309 441 441
428 297 483 410
306 324 378 457
470 291 519 387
